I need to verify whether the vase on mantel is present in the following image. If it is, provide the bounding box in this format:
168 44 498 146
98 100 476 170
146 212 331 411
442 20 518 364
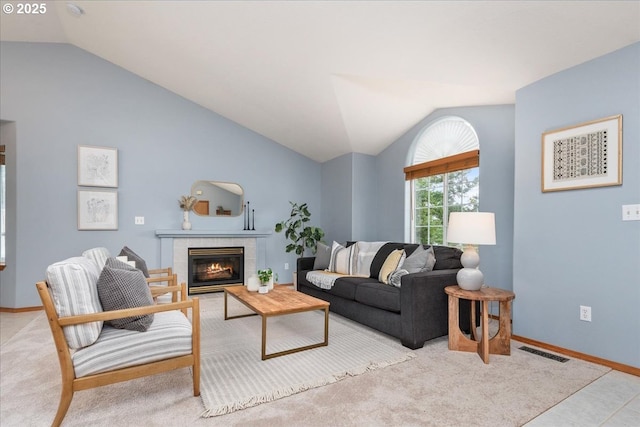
182 211 192 230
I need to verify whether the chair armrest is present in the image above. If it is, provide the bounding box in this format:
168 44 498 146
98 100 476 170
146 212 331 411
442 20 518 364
150 284 182 298
57 298 197 327
148 267 172 276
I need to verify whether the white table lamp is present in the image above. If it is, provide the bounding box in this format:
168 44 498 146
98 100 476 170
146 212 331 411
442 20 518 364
447 212 496 291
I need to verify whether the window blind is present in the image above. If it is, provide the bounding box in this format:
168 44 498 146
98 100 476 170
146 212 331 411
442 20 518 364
404 149 479 180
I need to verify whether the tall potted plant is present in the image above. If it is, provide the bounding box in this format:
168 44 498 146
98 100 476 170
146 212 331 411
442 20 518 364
275 202 325 256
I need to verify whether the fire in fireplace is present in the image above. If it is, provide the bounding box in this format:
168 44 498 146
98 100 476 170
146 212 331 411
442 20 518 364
187 247 244 294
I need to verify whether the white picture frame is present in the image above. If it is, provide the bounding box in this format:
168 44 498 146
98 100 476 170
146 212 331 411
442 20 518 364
542 115 622 192
78 145 118 188
78 189 118 230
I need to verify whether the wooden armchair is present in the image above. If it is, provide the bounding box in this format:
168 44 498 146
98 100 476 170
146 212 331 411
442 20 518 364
36 280 200 427
146 267 179 303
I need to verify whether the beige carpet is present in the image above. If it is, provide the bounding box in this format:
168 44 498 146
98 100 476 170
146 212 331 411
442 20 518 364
200 297 416 416
1 294 610 426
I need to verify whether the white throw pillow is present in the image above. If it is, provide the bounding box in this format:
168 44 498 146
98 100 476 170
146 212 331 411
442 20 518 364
354 241 387 277
82 247 111 271
46 256 103 349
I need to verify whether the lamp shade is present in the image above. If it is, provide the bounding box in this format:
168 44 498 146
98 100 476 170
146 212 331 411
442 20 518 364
447 212 496 245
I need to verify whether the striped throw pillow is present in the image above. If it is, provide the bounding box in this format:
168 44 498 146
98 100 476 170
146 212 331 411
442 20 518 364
328 241 356 275
46 256 103 349
82 247 111 271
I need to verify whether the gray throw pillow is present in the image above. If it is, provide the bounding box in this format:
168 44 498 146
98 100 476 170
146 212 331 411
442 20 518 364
119 246 150 277
97 258 154 332
313 242 331 270
402 245 436 273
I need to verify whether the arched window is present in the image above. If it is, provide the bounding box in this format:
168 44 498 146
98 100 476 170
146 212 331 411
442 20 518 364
404 116 479 244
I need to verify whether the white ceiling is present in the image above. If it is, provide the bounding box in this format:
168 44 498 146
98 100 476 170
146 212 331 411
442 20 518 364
2 1 639 162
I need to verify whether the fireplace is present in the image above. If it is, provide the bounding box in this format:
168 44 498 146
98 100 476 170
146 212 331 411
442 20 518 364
187 246 244 294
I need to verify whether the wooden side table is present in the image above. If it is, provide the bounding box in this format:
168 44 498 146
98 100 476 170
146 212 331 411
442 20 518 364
444 285 515 364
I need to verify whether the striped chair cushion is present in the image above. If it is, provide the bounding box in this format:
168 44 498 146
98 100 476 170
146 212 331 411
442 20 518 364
46 257 103 349
72 310 193 378
82 247 111 271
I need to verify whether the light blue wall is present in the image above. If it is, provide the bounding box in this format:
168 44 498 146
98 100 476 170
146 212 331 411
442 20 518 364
352 153 379 242
321 153 352 245
375 105 516 291
320 153 378 245
0 42 321 307
514 43 640 367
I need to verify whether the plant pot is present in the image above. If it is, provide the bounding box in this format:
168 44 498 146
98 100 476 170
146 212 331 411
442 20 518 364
247 275 260 292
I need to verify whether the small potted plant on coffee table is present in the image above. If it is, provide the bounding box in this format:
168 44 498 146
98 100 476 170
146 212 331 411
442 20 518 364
258 268 273 292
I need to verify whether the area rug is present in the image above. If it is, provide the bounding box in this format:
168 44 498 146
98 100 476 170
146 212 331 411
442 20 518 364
198 296 416 417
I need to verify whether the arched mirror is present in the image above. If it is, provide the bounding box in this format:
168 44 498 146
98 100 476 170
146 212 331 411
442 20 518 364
191 181 244 217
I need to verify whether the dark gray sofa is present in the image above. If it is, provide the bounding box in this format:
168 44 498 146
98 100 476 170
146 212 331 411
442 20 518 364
297 243 473 349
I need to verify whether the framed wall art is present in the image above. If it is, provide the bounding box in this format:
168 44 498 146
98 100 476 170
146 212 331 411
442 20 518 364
542 115 622 192
78 189 118 230
78 145 118 187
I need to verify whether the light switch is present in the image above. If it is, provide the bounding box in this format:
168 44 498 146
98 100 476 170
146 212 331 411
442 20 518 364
135 216 145 225
622 204 640 221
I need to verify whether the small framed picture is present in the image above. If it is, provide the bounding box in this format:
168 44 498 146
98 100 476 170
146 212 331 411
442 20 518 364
542 115 622 192
78 145 118 187
78 189 118 230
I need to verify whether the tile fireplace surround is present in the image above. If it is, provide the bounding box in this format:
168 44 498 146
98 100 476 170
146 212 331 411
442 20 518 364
155 230 271 291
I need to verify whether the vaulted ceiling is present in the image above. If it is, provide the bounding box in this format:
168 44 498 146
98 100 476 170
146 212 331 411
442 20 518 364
2 1 639 162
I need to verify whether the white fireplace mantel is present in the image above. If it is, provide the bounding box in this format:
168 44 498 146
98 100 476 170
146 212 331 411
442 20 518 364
155 229 272 239
156 229 272 287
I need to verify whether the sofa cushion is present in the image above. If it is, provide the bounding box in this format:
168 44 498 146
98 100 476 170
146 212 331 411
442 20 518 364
72 310 192 378
97 258 154 332
313 242 332 270
45 256 103 349
354 281 401 312
82 247 111 271
321 277 359 300
378 249 406 284
119 246 150 277
433 245 464 270
403 245 436 273
328 241 356 274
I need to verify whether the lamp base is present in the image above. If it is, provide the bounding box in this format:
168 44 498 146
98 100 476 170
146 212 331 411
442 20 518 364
457 268 484 291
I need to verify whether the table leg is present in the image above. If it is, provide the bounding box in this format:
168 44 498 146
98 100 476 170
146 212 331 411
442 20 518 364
488 299 512 356
261 315 267 361
470 299 478 341
224 290 228 319
478 300 490 364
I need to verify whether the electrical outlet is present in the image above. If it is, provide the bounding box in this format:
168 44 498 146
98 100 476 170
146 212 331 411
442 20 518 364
579 305 592 322
134 216 145 225
284 263 289 270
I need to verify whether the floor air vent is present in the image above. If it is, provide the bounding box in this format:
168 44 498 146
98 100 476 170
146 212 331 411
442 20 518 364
518 346 570 363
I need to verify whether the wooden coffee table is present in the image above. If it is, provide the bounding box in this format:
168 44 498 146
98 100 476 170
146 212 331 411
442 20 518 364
224 285 330 360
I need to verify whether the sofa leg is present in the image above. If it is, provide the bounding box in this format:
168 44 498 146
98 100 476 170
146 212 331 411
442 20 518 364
401 339 424 350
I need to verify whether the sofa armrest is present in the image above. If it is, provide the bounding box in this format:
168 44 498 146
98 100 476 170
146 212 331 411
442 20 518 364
399 269 464 348
297 257 315 272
